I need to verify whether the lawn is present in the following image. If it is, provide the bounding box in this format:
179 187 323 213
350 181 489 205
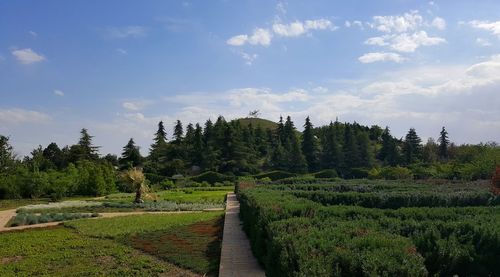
0 211 225 276
105 187 232 204
0 227 192 276
65 211 223 239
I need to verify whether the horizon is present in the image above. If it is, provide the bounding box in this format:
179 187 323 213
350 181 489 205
1 0 500 156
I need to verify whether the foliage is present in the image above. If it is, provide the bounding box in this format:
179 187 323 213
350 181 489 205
238 180 500 276
189 171 235 184
0 227 176 276
9 212 97 227
313 169 338 179
254 170 297 181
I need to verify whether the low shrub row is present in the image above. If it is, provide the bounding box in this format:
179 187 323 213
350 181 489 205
9 212 98 227
238 186 500 276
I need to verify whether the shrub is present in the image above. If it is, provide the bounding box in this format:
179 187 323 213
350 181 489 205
189 171 235 185
313 169 339 179
379 166 414 180
254 171 297 181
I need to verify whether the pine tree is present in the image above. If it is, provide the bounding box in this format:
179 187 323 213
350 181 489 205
287 134 308 173
190 123 204 167
357 132 373 168
438 126 449 160
342 124 360 171
301 116 319 172
69 129 99 162
173 120 184 143
119 138 142 169
321 122 342 170
0 135 15 173
42 142 63 169
149 121 168 161
378 127 399 166
403 128 423 164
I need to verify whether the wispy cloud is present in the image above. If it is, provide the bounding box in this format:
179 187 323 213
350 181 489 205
53 90 64 97
11 48 46 64
103 26 147 39
227 18 336 47
0 108 51 125
358 52 406 63
469 20 500 38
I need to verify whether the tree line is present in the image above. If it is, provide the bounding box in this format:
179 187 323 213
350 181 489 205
1 115 499 199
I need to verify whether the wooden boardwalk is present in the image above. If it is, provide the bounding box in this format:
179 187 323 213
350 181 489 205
219 193 265 277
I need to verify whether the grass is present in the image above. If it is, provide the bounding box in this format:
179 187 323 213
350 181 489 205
0 199 49 211
65 211 224 239
106 188 231 204
0 227 186 276
127 215 224 276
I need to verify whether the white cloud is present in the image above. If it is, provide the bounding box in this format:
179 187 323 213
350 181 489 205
122 100 150 111
29 31 38 37
358 52 406 63
276 2 286 14
372 10 424 33
239 52 258 65
366 31 445 53
53 90 64 96
431 17 446 30
227 28 272 46
104 26 147 39
273 19 334 37
11 48 46 64
248 28 272 46
476 38 492 47
227 35 248 46
0 108 51 125
116 48 128 55
227 18 335 46
469 20 500 38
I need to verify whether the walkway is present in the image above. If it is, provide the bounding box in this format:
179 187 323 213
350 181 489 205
219 193 265 277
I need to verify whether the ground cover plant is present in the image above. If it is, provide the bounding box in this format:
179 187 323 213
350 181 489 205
8 212 98 227
105 188 231 204
238 180 500 276
0 212 224 276
0 227 190 276
127 215 224 276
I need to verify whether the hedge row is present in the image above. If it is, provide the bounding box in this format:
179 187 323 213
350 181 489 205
238 187 500 276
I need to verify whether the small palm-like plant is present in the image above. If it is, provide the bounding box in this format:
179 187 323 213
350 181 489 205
121 168 146 203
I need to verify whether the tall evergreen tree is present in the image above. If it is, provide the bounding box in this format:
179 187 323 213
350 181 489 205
321 122 342 170
342 124 360 171
69 129 99 162
403 128 423 164
378 127 399 166
190 123 204 167
357 132 373 168
119 138 142 169
173 120 184 143
150 121 167 155
438 126 449 160
287 134 308 173
301 116 319 172
42 142 64 169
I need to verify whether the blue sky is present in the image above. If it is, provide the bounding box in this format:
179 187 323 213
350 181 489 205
1 0 500 156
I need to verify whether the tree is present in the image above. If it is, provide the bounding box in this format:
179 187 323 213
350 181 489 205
357 132 373 168
321 122 342 170
69 129 99 162
119 138 142 169
0 135 15 173
403 128 423 164
422 138 438 163
378 127 399 166
301 116 319 172
121 167 146 203
173 120 184 143
149 121 167 159
342 124 360 171
43 142 64 169
287 134 308 173
438 126 449 160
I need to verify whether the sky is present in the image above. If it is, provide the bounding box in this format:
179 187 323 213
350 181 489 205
1 0 500 156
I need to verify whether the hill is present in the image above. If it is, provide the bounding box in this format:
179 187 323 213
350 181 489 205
234 117 278 130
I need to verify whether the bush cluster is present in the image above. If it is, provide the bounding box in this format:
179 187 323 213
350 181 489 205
238 182 500 276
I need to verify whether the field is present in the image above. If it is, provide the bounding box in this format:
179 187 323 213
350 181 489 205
0 187 230 276
238 179 500 276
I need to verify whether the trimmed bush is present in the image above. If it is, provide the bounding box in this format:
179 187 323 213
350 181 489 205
189 171 235 185
254 171 297 181
313 169 338 179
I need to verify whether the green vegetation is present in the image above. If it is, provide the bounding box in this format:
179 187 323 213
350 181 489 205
127 215 224 275
65 212 223 239
238 180 500 276
0 227 180 276
8 212 98 227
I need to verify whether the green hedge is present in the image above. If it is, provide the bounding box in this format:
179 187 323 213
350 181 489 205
189 171 235 184
238 185 500 276
253 171 297 181
313 169 339 179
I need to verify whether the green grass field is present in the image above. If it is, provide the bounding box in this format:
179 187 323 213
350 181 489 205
0 211 224 276
105 187 232 204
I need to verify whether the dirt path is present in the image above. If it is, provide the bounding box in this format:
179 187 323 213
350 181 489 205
0 210 217 233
